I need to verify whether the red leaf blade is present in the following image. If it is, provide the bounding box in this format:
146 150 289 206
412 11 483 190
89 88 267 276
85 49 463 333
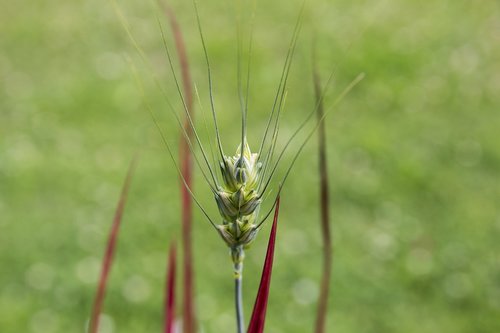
313 52 333 333
159 2 196 332
164 244 177 333
88 155 138 333
247 197 281 333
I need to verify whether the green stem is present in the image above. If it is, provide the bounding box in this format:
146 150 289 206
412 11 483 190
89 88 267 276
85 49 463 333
232 246 245 333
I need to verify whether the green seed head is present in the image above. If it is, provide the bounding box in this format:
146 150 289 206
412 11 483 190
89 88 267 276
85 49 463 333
215 139 263 248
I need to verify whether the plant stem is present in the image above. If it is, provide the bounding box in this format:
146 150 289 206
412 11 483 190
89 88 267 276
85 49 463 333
232 246 245 333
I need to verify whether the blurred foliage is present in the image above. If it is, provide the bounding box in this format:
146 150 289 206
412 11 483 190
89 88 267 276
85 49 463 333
1 0 499 332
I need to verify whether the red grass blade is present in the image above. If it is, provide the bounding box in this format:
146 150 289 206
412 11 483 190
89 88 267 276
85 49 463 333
247 197 281 333
162 2 194 115
88 155 139 333
159 3 196 333
313 52 333 333
164 243 177 333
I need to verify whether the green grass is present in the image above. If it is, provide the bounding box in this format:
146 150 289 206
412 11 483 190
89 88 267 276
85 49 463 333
1 0 499 332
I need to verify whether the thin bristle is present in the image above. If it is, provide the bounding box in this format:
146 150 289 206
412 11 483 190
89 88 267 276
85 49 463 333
156 9 220 190
193 0 225 159
126 56 218 229
194 83 219 183
112 0 218 192
247 197 281 333
259 72 365 198
88 155 139 333
257 3 304 161
244 0 256 124
255 72 364 229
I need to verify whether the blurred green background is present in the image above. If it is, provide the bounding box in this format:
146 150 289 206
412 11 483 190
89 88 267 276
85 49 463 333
1 0 499 332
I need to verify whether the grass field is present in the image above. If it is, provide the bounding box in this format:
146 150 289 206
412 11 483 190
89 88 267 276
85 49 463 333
1 0 500 332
